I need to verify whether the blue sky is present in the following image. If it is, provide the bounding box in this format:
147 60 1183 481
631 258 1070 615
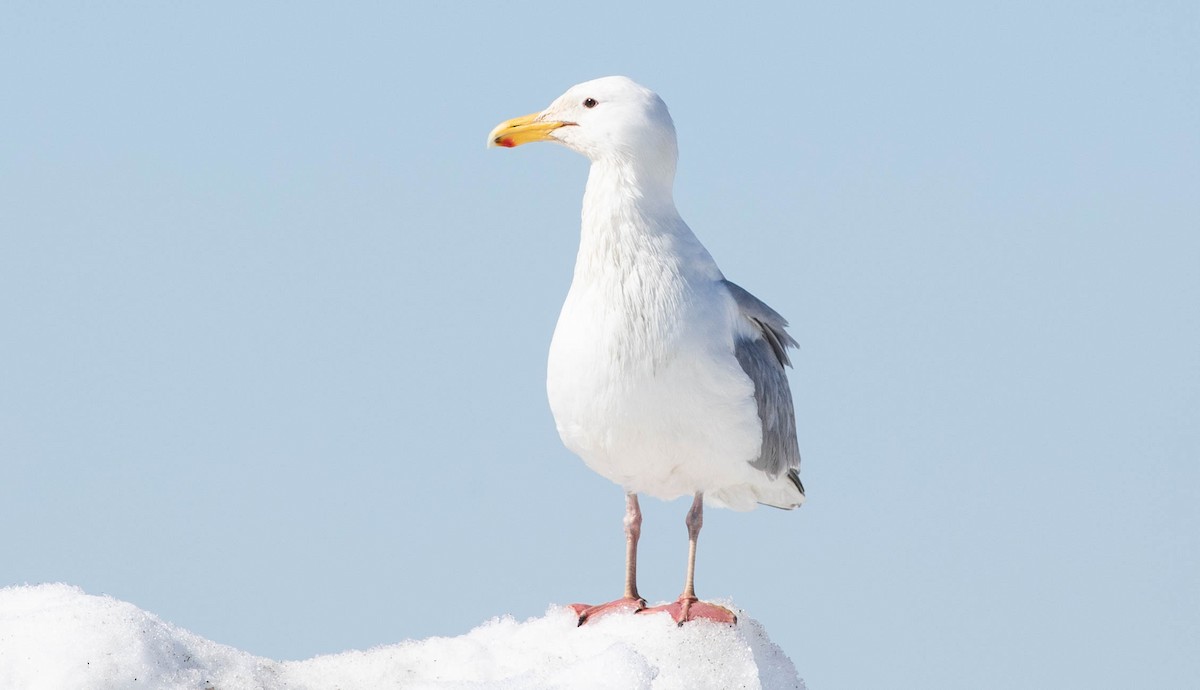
2 2 1197 688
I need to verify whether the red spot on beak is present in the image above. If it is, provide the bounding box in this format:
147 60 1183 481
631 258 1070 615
497 136 515 148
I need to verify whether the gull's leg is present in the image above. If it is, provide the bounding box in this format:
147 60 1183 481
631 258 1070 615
640 493 737 625
681 491 702 601
622 492 644 601
569 493 647 624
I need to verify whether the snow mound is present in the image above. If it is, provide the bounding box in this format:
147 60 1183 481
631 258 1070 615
0 584 804 690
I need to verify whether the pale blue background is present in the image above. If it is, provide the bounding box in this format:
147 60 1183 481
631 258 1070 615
2 2 1197 688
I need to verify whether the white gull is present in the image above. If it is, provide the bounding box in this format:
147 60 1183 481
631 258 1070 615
489 76 804 624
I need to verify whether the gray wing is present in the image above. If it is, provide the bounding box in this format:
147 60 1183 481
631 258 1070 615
723 280 804 495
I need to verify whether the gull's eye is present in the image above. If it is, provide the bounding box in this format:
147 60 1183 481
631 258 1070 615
583 98 598 108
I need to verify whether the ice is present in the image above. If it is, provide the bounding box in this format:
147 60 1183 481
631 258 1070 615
0 584 804 689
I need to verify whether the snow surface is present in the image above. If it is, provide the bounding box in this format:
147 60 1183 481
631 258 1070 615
0 584 805 689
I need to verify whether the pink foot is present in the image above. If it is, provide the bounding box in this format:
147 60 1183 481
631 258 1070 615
639 597 737 625
568 596 646 625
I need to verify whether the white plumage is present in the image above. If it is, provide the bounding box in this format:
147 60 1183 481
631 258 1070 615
489 76 803 624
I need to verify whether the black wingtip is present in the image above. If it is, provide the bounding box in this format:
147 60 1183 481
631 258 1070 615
787 468 805 496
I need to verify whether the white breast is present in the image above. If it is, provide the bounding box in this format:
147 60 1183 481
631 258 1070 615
546 217 766 507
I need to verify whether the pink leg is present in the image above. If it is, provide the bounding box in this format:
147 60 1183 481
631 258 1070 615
640 493 737 625
569 493 647 624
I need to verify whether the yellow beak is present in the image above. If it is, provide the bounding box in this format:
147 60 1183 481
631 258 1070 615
488 111 573 148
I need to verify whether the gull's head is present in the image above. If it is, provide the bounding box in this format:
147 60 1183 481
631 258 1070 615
488 76 678 166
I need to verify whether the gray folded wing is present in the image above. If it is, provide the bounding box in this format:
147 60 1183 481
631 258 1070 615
723 280 802 486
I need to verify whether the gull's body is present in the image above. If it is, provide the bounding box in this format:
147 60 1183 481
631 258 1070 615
548 174 798 511
489 76 803 624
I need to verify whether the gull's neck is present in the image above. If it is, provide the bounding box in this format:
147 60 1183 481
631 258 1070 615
580 157 683 244
570 156 695 366
573 155 721 288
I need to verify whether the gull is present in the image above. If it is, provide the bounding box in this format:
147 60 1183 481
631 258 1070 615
488 76 804 625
